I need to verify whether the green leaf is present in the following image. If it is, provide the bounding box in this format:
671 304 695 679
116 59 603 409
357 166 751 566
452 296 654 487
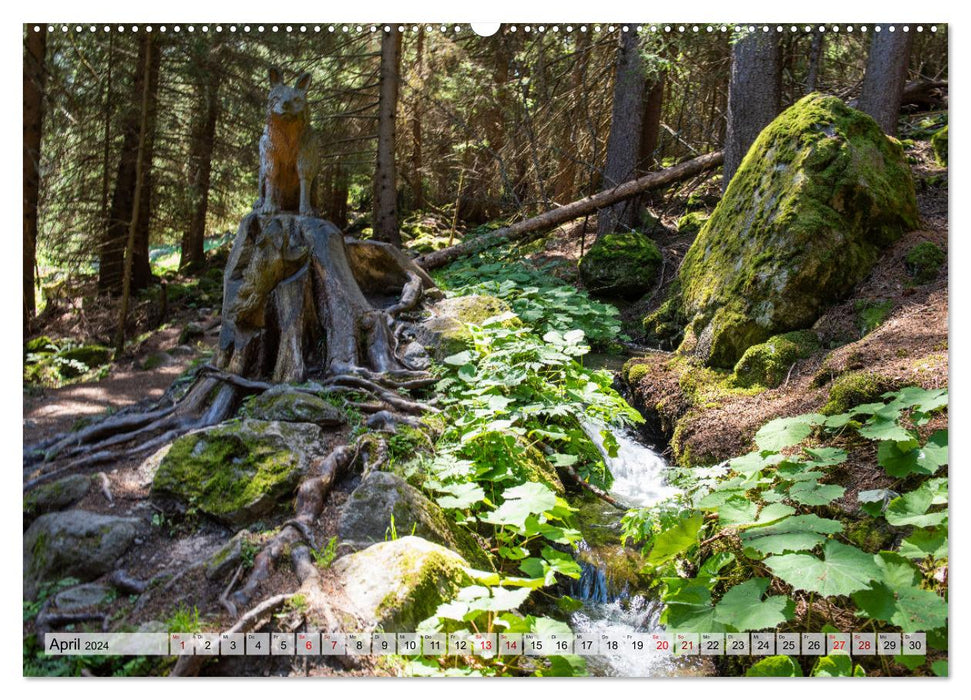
746 655 803 677
647 512 704 565
885 484 948 527
812 655 866 677
718 499 795 528
434 482 486 510
802 447 848 467
481 482 557 529
660 579 727 633
755 414 824 451
765 540 880 597
741 514 843 555
786 480 846 506
858 488 896 517
443 350 473 366
931 660 948 677
556 596 584 614
713 578 794 631
878 432 947 477
851 553 948 632
858 414 914 442
898 526 948 560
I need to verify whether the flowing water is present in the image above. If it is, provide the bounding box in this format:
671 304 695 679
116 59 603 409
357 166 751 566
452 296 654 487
569 421 706 677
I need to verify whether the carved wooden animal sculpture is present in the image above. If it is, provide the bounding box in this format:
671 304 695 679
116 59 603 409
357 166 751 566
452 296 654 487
255 67 320 216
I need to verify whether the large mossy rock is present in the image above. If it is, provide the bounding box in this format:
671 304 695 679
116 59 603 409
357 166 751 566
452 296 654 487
730 330 820 388
338 471 489 568
675 94 918 367
578 232 662 299
333 536 472 632
242 386 343 426
24 510 139 599
151 419 325 526
415 294 513 360
931 125 948 166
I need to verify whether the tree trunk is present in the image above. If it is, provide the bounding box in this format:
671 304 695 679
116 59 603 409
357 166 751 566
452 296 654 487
100 33 161 295
596 27 646 239
410 31 424 211
858 28 914 135
115 33 155 355
806 32 824 93
373 29 402 247
723 29 782 190
417 150 724 271
180 41 222 272
23 25 46 334
638 77 665 174
554 32 591 203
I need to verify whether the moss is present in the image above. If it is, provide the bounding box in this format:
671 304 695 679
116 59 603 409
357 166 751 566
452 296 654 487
578 232 663 299
905 241 946 284
641 281 687 351
623 359 651 386
843 517 895 552
731 330 821 388
676 94 918 368
667 354 763 409
931 125 948 166
25 336 56 354
139 352 170 371
152 420 312 525
677 211 709 236
58 344 112 376
854 299 894 336
822 371 898 415
242 389 343 425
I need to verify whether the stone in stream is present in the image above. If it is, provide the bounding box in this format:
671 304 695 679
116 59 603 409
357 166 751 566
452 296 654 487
332 536 472 632
23 509 139 599
151 419 326 527
646 94 919 367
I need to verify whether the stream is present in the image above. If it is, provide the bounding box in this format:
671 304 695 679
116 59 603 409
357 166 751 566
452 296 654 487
568 421 706 677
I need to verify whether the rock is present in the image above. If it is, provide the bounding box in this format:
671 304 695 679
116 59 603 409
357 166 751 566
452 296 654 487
905 241 946 285
415 294 514 360
676 211 709 236
578 232 662 299
151 419 325 526
169 344 196 357
399 341 431 370
931 125 948 166
24 510 139 599
338 471 489 568
821 371 899 415
205 531 260 581
179 322 205 345
24 474 91 520
674 94 918 367
332 536 472 631
139 351 174 371
53 583 113 611
58 344 112 377
730 330 820 389
243 386 343 426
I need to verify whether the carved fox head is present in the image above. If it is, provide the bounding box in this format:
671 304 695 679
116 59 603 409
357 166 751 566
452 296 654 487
267 67 311 119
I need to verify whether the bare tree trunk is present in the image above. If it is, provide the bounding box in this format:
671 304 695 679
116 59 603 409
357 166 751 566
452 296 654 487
373 29 402 247
410 30 424 211
23 25 46 334
180 41 222 272
554 32 591 203
723 29 781 190
638 77 665 174
417 150 724 271
597 27 646 239
115 34 154 355
806 32 824 93
858 27 913 135
100 33 160 295
101 34 113 255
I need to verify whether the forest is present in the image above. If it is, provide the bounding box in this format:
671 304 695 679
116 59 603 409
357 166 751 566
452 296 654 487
23 22 948 678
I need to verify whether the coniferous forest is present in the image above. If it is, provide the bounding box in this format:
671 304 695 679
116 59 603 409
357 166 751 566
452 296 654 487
23 22 948 678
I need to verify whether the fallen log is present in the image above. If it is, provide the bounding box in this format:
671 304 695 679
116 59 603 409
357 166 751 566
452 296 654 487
415 150 724 270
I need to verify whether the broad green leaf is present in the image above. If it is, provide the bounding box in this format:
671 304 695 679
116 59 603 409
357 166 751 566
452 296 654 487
803 447 848 467
742 514 843 556
648 512 704 564
466 568 501 586
878 433 947 477
660 579 727 633
765 540 880 597
851 553 948 632
726 451 782 475
443 350 473 366
858 488 896 517
481 482 557 529
697 551 735 585
540 546 582 579
713 578 794 631
718 499 795 528
858 414 914 442
885 484 948 527
786 480 846 506
931 660 948 677
434 482 486 510
755 414 824 451
898 526 948 561
812 654 866 677
746 655 803 677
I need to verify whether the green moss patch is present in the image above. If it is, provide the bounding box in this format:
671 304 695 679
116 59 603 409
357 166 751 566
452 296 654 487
731 330 821 388
578 232 662 299
931 125 948 166
822 371 899 415
677 211 709 236
854 299 894 336
905 241 946 285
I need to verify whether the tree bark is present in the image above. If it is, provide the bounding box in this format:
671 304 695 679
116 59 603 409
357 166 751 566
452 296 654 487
115 33 154 355
373 29 402 247
417 150 724 271
180 40 222 272
100 33 161 295
638 77 665 174
723 29 782 190
23 25 46 334
806 32 824 93
596 27 646 239
410 30 424 211
553 31 591 203
858 28 914 135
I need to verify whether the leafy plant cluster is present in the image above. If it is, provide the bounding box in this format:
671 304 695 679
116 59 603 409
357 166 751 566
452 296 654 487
400 280 643 676
621 386 948 677
435 253 624 349
24 336 112 387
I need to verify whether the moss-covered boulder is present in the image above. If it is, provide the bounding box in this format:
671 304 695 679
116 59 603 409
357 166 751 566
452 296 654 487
822 371 898 415
676 94 918 368
333 537 472 632
459 431 564 495
242 386 343 426
24 510 139 599
415 294 513 360
338 471 490 568
677 211 709 236
578 232 662 299
905 241 946 284
931 125 948 166
24 474 91 522
151 419 325 526
730 330 820 388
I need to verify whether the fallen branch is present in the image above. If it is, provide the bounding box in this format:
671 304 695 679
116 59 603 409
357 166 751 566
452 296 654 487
416 151 724 270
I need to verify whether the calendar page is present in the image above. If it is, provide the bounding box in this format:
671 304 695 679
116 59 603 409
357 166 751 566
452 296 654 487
21 8 949 682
